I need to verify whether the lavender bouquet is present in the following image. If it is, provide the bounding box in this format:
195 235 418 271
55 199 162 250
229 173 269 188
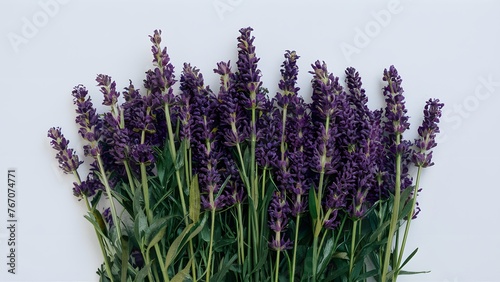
48 28 443 282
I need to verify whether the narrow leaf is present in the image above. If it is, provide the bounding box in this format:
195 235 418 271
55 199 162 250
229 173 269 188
165 214 207 268
309 187 318 219
121 236 129 282
145 217 170 251
133 262 151 282
398 248 419 271
171 258 193 282
210 254 238 282
189 175 200 223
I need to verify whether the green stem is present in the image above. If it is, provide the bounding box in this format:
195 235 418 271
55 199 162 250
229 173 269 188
206 208 216 282
123 160 135 197
349 220 358 279
274 243 281 282
235 142 250 188
82 195 114 282
143 247 154 282
141 163 169 282
395 166 423 276
312 232 319 282
291 214 301 282
236 203 245 266
96 155 122 242
381 134 402 282
312 171 326 282
165 104 197 277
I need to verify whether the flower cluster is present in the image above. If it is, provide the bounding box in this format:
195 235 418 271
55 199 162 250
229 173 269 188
48 28 443 282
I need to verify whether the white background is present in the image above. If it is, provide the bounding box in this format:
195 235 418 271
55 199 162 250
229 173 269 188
1 0 499 281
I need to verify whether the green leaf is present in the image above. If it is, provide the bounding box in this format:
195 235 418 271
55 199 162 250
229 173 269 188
332 251 348 260
170 258 193 282
92 208 108 238
210 254 238 282
91 190 103 209
165 214 207 268
309 187 318 220
398 270 431 275
317 236 336 276
134 209 148 244
145 217 170 251
189 175 200 223
120 236 129 282
215 175 231 200
133 262 151 282
369 219 391 243
132 188 144 217
175 141 185 171
357 269 378 280
84 213 109 240
213 237 238 253
302 247 314 280
398 248 419 271
151 188 173 213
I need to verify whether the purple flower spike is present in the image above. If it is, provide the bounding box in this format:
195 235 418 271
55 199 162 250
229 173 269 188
236 27 266 110
72 85 102 157
413 99 444 168
215 61 249 147
310 61 343 121
268 191 292 251
276 50 300 108
96 74 120 107
147 29 176 105
382 66 410 136
48 127 83 174
73 173 103 199
130 144 154 165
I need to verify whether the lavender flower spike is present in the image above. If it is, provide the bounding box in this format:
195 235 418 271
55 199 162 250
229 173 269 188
72 85 102 157
73 173 102 199
48 127 83 174
149 29 176 105
382 65 410 136
96 74 120 107
268 191 292 251
413 99 444 168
